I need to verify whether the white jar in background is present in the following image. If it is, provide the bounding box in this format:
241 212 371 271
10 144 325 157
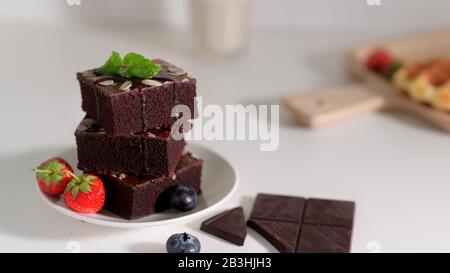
191 0 251 55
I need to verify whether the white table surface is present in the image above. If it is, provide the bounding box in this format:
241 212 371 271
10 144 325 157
2 20 450 253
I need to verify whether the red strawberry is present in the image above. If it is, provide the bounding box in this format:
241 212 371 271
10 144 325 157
64 174 105 214
34 157 74 196
366 49 393 74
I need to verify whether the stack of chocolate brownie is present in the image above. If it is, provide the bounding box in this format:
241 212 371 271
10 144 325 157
74 59 203 219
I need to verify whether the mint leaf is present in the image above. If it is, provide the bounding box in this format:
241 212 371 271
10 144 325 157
119 52 160 79
97 51 123 75
96 51 160 79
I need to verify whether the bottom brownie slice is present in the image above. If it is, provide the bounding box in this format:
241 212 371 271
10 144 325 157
101 153 203 220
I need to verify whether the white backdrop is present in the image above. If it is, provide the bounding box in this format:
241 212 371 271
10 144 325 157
2 0 450 32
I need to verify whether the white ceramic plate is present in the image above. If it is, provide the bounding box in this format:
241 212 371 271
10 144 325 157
37 143 238 228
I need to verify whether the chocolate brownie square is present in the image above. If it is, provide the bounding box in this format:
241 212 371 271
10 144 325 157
75 117 185 177
102 153 203 220
77 59 196 135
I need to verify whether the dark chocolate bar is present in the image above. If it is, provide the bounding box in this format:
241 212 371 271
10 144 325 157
247 193 355 253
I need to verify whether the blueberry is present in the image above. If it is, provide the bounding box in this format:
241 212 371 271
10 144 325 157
166 232 201 253
168 184 197 212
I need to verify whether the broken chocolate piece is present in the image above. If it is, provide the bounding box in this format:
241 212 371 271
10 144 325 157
200 207 247 246
247 193 355 253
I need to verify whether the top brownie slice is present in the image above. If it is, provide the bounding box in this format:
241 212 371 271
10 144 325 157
77 59 196 135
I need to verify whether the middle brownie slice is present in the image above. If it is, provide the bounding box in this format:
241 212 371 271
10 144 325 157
75 117 185 177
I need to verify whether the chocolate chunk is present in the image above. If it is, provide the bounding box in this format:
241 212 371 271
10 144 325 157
249 193 305 223
200 207 247 246
297 224 352 253
247 219 300 253
247 193 355 253
303 198 355 228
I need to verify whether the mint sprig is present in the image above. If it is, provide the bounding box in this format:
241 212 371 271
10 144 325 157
96 51 161 79
120 52 161 79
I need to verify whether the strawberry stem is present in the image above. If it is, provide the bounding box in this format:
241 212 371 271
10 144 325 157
66 171 80 183
32 168 53 174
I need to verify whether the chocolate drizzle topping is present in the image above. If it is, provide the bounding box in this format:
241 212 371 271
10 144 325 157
153 59 189 83
142 137 149 175
141 91 150 175
94 88 100 122
141 91 147 130
88 59 190 93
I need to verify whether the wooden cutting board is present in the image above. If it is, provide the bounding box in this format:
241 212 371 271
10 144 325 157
284 27 450 133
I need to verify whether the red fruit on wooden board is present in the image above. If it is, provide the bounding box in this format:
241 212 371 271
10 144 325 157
64 174 105 214
366 49 393 74
33 157 74 196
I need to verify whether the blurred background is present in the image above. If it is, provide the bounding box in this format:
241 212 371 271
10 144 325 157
3 0 450 32
3 0 450 252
